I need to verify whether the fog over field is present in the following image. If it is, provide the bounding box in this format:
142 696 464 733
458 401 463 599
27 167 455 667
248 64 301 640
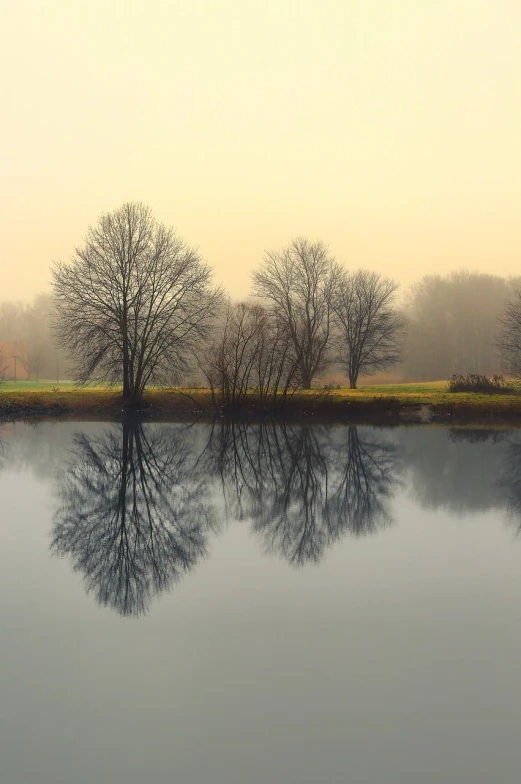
1 1 520 385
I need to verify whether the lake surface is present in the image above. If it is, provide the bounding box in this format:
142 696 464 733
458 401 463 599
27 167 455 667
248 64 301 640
1 420 521 784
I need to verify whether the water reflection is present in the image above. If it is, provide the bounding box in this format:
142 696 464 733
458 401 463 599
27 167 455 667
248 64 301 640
0 425 7 469
201 422 400 566
402 427 511 514
448 428 509 444
6 419 519 616
52 421 215 616
501 439 521 535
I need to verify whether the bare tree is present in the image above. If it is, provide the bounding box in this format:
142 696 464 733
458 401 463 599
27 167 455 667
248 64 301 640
254 312 301 406
201 301 266 408
498 287 521 378
200 301 300 408
52 203 221 404
0 347 8 384
333 270 406 389
252 238 340 389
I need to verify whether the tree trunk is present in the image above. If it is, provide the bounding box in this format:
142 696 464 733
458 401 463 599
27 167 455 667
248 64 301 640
301 372 312 390
123 367 130 400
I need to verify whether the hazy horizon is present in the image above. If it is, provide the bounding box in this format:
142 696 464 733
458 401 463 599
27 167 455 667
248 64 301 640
2 0 520 303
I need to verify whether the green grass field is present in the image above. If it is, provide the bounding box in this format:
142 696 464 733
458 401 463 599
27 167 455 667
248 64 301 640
0 378 476 394
0 379 78 391
2 379 521 419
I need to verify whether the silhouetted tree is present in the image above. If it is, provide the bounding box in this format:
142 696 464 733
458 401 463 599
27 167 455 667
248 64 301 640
252 238 340 389
52 203 221 403
52 422 215 616
333 270 406 388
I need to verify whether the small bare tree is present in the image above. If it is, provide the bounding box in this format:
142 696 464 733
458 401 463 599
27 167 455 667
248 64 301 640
498 288 521 377
252 238 340 389
201 302 266 408
0 347 8 385
52 203 221 404
200 301 300 409
254 313 301 406
333 270 406 389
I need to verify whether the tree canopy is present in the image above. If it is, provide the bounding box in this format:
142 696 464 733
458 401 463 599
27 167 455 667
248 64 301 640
52 202 221 402
252 238 340 389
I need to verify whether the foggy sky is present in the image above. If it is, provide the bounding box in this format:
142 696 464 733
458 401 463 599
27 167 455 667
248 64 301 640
2 0 520 302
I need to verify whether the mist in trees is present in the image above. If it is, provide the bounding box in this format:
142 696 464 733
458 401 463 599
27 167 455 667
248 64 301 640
0 294 71 380
497 285 521 379
52 422 216 617
0 348 7 384
3 213 521 389
402 272 520 381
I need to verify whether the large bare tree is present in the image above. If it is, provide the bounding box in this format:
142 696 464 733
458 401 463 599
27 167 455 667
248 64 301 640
333 270 406 389
52 203 221 403
252 238 340 389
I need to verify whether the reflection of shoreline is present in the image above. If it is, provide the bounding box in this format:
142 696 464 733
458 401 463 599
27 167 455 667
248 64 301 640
403 428 519 516
6 420 519 616
52 422 215 617
0 425 6 470
51 421 403 616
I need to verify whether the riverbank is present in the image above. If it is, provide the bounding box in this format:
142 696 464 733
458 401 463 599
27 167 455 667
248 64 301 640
3 382 521 424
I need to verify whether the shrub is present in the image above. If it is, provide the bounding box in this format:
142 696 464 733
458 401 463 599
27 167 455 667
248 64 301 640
447 373 510 394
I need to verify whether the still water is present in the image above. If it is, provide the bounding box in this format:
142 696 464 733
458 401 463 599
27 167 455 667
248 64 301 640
1 420 521 783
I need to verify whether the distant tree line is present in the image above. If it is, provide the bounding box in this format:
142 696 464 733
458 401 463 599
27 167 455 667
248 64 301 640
0 294 72 381
402 271 521 381
1 202 521 401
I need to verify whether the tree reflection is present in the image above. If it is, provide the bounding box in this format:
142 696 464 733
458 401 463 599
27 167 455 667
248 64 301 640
0 425 7 470
52 421 215 616
403 428 509 514
501 436 521 535
201 422 400 565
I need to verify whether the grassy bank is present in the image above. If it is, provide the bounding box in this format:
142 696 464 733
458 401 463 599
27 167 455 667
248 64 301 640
2 380 521 423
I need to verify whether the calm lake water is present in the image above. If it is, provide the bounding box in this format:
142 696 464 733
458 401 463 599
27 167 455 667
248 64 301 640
1 420 521 784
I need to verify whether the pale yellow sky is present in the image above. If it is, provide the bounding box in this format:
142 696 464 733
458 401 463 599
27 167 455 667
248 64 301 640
1 0 520 301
